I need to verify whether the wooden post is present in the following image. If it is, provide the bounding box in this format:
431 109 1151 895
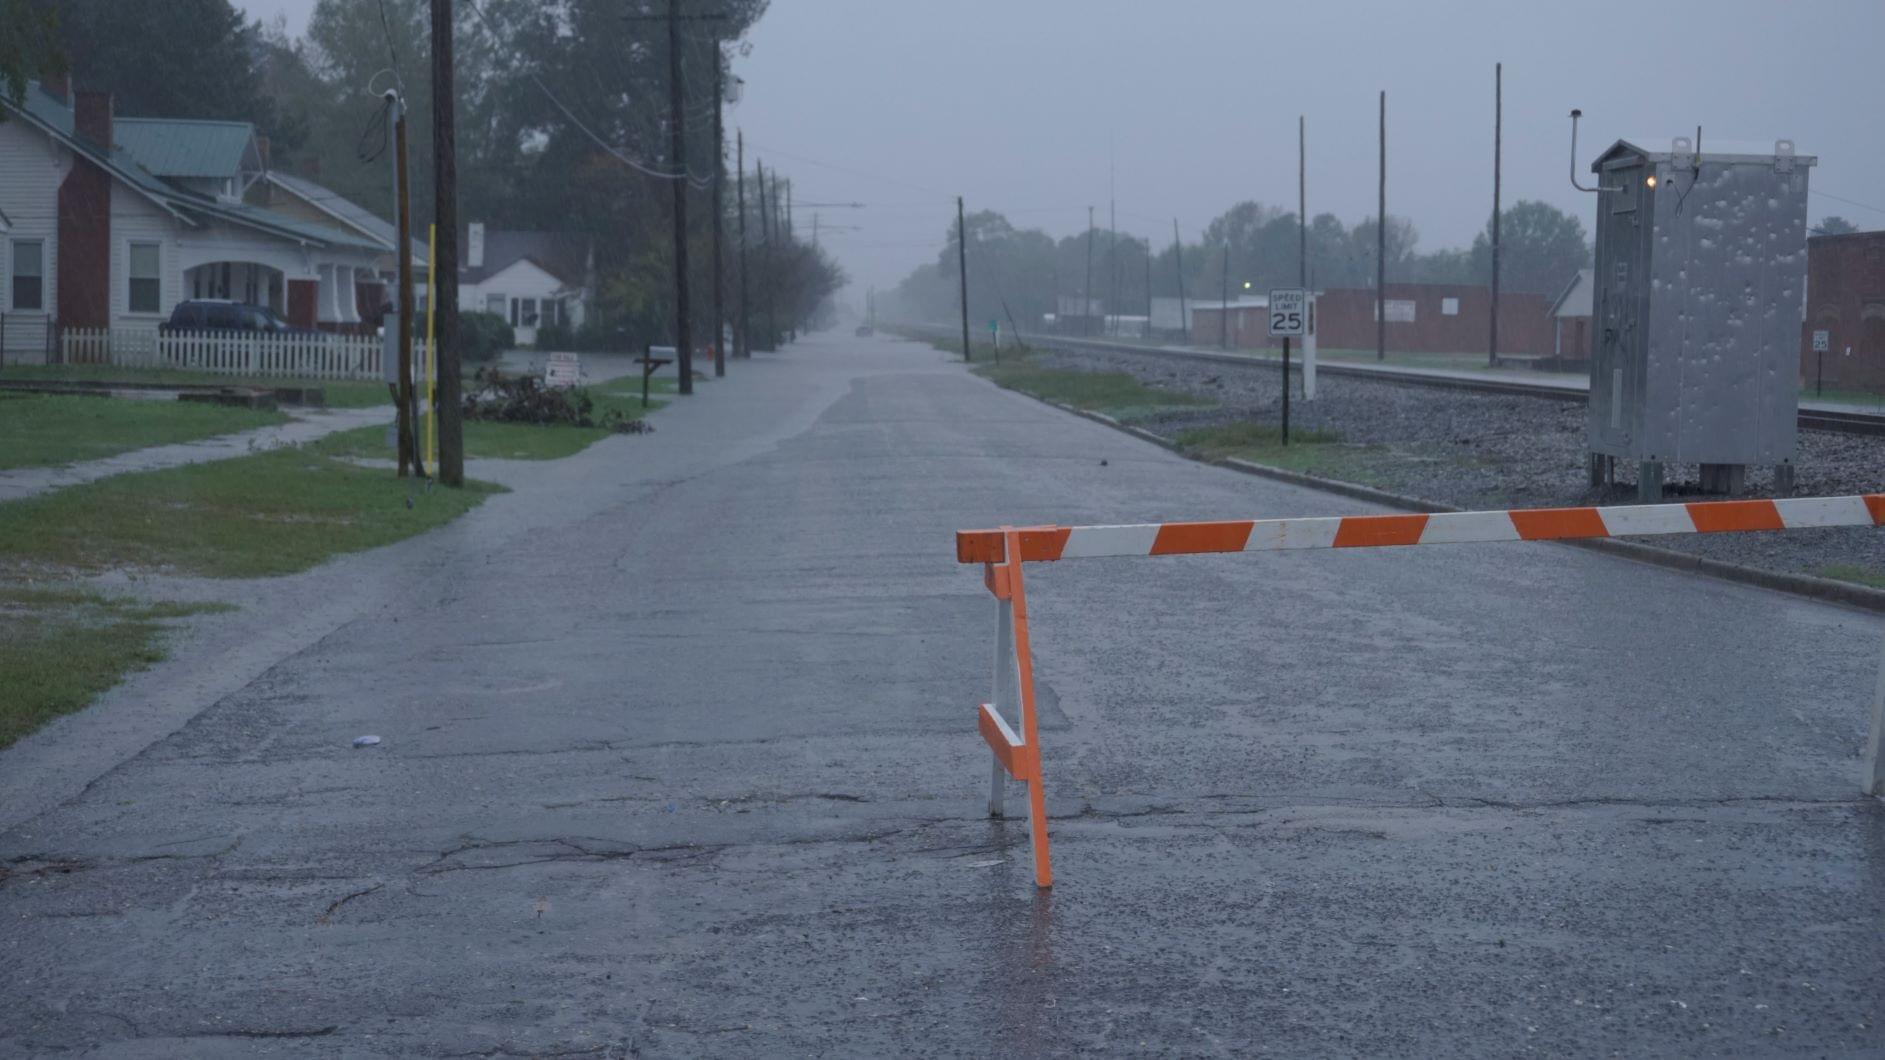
1489 61 1502 368
666 0 693 394
710 41 726 378
957 196 972 362
393 95 416 477
431 0 462 486
736 130 749 359
1377 89 1387 364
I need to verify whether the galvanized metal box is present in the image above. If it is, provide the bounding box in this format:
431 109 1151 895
1586 137 1814 470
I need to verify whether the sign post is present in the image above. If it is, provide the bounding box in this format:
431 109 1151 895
1269 288 1307 445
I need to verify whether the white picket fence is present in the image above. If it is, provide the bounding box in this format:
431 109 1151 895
58 327 389 381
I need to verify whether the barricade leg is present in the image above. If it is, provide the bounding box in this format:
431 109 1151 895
1866 628 1885 797
973 530 1054 887
1004 537 1053 888
988 594 1014 818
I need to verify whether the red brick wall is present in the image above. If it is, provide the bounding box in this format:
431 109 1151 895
1191 284 1555 357
55 161 111 329
1799 232 1885 393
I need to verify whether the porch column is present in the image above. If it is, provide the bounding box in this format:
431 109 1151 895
316 264 339 325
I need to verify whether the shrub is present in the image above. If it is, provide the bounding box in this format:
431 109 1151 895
534 320 574 351
462 367 650 434
458 312 515 363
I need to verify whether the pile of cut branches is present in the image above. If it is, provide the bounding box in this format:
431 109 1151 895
461 368 650 434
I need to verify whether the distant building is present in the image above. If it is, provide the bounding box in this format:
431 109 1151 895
1800 231 1885 392
1546 269 1594 366
0 76 386 358
1190 283 1554 357
456 227 594 346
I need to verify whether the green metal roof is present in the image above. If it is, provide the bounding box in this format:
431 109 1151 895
4 83 384 255
113 118 254 179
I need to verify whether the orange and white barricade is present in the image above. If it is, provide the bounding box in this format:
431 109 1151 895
959 496 1885 888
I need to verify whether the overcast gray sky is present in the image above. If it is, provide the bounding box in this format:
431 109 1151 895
242 0 1884 299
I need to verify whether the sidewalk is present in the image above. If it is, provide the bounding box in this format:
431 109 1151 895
0 403 393 503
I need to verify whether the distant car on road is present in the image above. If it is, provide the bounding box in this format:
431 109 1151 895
162 299 314 335
855 324 874 337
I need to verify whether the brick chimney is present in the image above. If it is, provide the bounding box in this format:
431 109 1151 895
74 89 114 150
41 71 69 105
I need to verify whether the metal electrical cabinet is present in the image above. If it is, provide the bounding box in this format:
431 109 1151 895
1584 137 1813 499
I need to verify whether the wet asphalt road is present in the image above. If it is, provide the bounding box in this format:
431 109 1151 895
2 332 1882 1057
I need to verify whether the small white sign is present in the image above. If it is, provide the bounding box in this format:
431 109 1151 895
1812 329 1830 353
1268 288 1307 337
544 352 581 389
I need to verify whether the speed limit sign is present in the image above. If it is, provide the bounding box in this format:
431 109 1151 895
1269 288 1306 336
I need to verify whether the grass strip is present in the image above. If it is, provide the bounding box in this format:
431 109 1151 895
0 585 233 748
1171 421 1397 486
972 353 1212 422
0 446 503 578
0 393 288 470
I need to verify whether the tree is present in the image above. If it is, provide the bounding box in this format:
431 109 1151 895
0 0 63 109
53 0 280 136
1469 199 1590 295
1811 215 1859 236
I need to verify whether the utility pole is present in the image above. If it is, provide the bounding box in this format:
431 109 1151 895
1172 218 1189 343
1082 206 1094 337
1488 61 1502 368
391 91 416 478
431 0 461 486
1377 89 1387 363
663 0 693 393
773 170 785 342
736 130 749 358
1298 115 1307 287
759 161 776 350
957 196 972 362
1220 243 1229 350
1108 154 1118 337
1143 237 1152 335
710 41 726 378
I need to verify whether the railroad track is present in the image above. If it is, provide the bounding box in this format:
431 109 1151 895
918 325 1885 439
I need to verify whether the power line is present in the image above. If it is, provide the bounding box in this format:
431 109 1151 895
461 0 700 184
1810 188 1885 216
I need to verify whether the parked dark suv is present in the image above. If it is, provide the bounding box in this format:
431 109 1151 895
162 300 311 334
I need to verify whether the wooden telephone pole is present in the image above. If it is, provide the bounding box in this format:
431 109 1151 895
736 130 749 358
430 0 462 486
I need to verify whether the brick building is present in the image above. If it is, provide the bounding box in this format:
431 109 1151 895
1799 231 1885 392
1191 283 1553 357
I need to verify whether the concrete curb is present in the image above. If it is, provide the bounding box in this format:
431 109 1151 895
1035 397 1885 616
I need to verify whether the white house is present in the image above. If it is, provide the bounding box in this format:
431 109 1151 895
0 77 391 361
457 225 593 347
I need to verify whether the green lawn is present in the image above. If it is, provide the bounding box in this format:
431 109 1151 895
973 354 1213 422
0 364 393 408
0 585 232 748
0 446 503 578
1169 421 1395 485
0 392 288 470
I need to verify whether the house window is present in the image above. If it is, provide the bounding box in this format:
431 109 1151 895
10 239 43 311
128 242 161 313
1441 297 1460 316
485 293 504 316
519 298 539 327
